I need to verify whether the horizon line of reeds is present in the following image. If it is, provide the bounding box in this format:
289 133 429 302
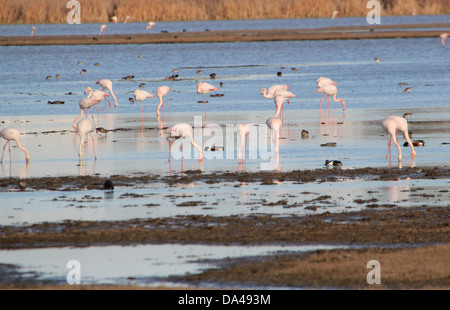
1 0 449 25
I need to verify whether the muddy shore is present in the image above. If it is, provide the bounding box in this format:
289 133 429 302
1 23 449 46
1 167 449 289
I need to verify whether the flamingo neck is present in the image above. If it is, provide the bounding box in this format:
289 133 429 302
156 96 163 116
16 139 30 162
110 90 118 107
188 134 203 162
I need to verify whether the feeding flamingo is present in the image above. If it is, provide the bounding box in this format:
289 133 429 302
380 116 416 162
84 87 110 126
146 22 157 32
99 24 107 35
315 84 346 111
197 82 218 121
237 123 250 165
0 128 30 164
77 118 97 163
168 123 204 163
96 79 118 107
157 86 172 118
133 89 155 130
317 77 337 88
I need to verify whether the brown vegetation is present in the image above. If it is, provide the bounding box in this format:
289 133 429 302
0 0 449 25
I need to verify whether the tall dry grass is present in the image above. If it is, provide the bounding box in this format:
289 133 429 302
0 0 449 24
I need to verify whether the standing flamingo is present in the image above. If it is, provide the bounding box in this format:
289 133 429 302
260 84 289 99
96 79 118 107
315 84 346 111
133 89 155 130
197 82 218 121
73 97 100 131
0 128 30 163
124 16 131 24
31 26 36 36
440 33 449 46
157 86 172 118
111 16 118 24
168 124 204 165
266 117 282 154
380 116 416 162
84 87 110 126
317 77 337 88
331 11 339 19
77 118 97 163
146 22 157 32
237 123 250 164
99 24 107 35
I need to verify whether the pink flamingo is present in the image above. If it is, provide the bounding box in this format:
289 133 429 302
111 16 118 24
266 117 282 154
317 77 337 88
73 97 100 131
157 86 172 118
96 79 118 107
124 16 131 24
133 89 155 130
197 82 218 120
440 33 449 46
99 24 107 35
31 26 36 36
380 116 416 162
0 128 30 164
315 84 346 111
84 87 110 126
331 11 339 19
146 22 157 32
237 123 250 165
77 118 97 163
260 84 289 99
168 124 204 166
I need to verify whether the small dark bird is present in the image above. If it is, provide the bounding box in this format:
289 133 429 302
139 83 146 88
94 63 100 66
77 62 83 66
96 127 110 134
209 73 216 79
374 58 381 63
80 69 87 74
165 74 178 81
403 87 413 93
325 160 342 166
220 82 224 87
403 113 414 119
404 140 424 147
301 130 309 138
45 76 51 80
18 181 27 191
320 142 337 147
398 82 408 86
197 70 204 74
55 74 61 78
122 75 134 80
291 67 297 71
277 72 282 76
48 100 65 104
129 98 135 103
103 180 114 192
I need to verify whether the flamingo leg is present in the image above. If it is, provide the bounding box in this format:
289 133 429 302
89 108 97 128
1 141 9 163
165 95 171 114
204 94 208 121
140 100 144 132
90 133 97 160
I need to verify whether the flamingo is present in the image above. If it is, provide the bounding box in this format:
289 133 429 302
31 26 35 36
168 124 204 163
124 16 131 24
317 77 337 88
73 97 99 131
197 82 218 121
133 89 155 130
237 123 250 164
96 79 118 107
315 84 346 111
77 118 97 163
99 24 107 35
84 87 110 126
332 11 339 19
111 16 118 24
157 86 172 118
266 117 282 154
260 84 289 99
146 22 157 32
0 128 30 163
440 33 449 46
380 116 416 162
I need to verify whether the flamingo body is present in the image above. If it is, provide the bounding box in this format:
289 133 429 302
266 117 282 154
315 84 346 111
0 127 30 163
77 118 97 162
440 33 449 46
168 124 204 162
96 79 118 107
380 116 416 162
260 84 289 99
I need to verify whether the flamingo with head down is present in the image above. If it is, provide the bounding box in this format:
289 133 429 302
380 116 416 162
316 84 346 112
0 127 30 164
167 124 204 163
96 79 118 107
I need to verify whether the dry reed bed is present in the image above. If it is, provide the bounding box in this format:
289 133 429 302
1 0 449 24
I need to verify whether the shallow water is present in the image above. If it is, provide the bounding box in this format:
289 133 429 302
1 17 450 288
